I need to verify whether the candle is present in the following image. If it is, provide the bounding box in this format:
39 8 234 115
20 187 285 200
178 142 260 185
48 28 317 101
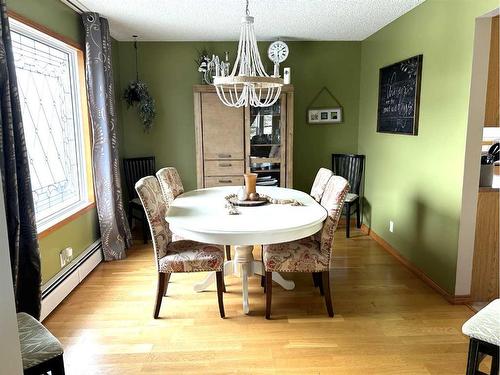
283 67 291 84
244 173 257 194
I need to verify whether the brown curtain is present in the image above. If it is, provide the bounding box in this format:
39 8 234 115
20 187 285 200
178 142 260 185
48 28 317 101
0 0 41 319
82 13 132 260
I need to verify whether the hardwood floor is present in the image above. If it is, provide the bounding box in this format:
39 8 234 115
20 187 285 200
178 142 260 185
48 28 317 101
44 227 480 374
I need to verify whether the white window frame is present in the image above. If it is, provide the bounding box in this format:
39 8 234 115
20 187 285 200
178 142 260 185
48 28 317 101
10 18 91 233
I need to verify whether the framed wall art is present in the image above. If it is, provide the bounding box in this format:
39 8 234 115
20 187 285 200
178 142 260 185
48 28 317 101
377 54 423 135
308 108 343 124
307 86 344 125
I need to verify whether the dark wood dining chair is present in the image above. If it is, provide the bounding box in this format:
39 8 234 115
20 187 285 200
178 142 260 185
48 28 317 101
123 156 156 243
331 154 365 238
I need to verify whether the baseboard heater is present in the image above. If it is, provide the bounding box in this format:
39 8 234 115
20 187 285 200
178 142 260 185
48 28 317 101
40 240 102 321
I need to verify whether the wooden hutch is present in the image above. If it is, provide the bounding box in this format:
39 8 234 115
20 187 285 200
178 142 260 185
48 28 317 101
193 85 294 189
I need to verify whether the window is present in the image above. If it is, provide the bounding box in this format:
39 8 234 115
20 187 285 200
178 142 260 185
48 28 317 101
10 18 92 233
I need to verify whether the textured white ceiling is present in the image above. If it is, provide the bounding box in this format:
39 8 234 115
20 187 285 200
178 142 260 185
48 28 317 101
71 0 425 41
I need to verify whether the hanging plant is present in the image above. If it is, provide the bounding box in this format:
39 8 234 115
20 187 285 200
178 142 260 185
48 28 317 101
123 81 155 131
123 37 156 132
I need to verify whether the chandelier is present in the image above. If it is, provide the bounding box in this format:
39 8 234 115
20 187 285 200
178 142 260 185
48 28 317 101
213 0 283 108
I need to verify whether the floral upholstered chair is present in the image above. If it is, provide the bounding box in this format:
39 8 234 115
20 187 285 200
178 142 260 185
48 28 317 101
310 167 334 202
309 167 334 246
262 175 349 319
259 167 335 290
156 167 185 243
156 167 232 260
135 176 226 319
156 167 184 205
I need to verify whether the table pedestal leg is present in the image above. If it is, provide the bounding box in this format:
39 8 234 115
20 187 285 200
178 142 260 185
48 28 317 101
193 245 296 314
234 245 254 315
241 263 249 314
271 272 295 290
193 260 234 292
193 271 216 292
252 263 295 291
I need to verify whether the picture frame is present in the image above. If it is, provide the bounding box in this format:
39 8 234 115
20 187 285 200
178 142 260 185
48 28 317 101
307 107 343 124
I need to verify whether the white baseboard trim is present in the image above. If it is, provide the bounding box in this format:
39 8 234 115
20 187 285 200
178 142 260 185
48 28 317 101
40 240 102 321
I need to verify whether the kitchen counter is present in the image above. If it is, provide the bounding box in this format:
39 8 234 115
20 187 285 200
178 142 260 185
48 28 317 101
472 188 499 302
479 186 500 192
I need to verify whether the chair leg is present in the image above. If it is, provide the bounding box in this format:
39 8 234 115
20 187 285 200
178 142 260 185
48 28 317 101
315 272 324 296
345 203 351 238
222 271 227 293
55 354 66 375
265 271 273 319
312 272 320 288
25 354 66 375
322 271 334 317
216 271 225 318
466 338 480 375
223 246 230 292
356 199 361 228
142 211 148 244
163 273 171 297
128 205 133 227
491 347 499 375
154 273 166 319
261 245 265 290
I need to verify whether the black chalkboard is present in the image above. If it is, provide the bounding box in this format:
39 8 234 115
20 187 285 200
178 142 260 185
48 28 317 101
377 55 423 135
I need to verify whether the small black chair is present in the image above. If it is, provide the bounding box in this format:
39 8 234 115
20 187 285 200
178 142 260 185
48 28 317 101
123 156 156 243
462 299 499 375
17 312 65 375
332 154 365 238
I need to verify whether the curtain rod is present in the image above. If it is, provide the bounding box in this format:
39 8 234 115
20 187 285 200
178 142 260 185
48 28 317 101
59 0 89 14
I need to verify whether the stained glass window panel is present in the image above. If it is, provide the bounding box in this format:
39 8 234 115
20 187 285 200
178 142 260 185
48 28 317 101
10 19 88 231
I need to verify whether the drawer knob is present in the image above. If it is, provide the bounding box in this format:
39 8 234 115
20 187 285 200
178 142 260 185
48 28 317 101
219 179 232 183
219 163 232 167
218 153 232 158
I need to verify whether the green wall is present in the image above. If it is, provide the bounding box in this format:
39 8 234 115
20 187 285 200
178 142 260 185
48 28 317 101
357 0 497 293
116 41 361 192
39 212 99 284
6 0 100 284
7 0 83 43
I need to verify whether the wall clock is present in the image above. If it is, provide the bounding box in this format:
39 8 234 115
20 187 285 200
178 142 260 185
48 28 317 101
268 41 289 64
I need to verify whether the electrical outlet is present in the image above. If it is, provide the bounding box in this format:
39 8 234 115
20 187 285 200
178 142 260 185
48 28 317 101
59 247 73 267
389 220 394 233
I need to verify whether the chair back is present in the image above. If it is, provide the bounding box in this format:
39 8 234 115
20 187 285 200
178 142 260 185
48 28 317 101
310 167 334 202
331 154 365 195
156 167 185 205
319 176 350 261
135 176 171 270
123 157 156 200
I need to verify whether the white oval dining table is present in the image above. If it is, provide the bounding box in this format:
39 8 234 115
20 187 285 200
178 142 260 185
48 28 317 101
165 186 327 314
